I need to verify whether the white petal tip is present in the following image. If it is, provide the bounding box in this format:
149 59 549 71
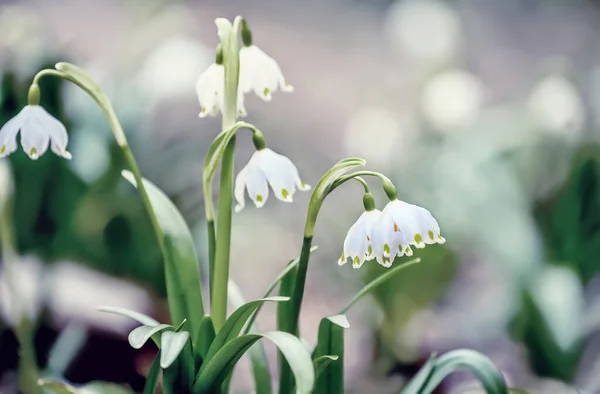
62 151 72 160
234 204 244 213
282 83 294 92
298 183 311 191
338 259 346 266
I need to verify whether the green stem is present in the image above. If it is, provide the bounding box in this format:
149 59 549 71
0 188 40 394
208 219 216 300
211 16 243 331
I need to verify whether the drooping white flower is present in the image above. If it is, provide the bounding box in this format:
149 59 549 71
239 45 293 101
234 148 310 212
195 63 246 118
371 199 444 267
0 105 71 160
338 209 382 269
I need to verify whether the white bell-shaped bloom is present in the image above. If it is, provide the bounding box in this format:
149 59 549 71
239 45 293 101
338 209 382 269
195 63 246 118
371 199 445 266
234 148 310 212
0 105 71 160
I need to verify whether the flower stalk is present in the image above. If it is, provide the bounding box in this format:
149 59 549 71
211 16 243 331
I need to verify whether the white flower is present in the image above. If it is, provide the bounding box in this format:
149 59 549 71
234 148 310 212
0 105 71 160
371 200 445 267
338 210 382 269
195 63 246 118
239 45 293 101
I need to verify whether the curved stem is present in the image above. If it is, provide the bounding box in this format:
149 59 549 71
330 170 396 199
211 15 244 331
352 176 369 193
33 68 166 290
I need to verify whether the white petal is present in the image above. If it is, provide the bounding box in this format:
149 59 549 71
234 165 249 213
387 200 444 247
257 149 299 202
196 63 223 117
36 107 70 159
245 164 269 208
20 109 50 160
0 106 31 158
240 45 292 100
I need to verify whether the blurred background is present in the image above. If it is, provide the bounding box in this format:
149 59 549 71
0 0 599 393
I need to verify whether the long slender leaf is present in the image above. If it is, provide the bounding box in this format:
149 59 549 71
122 171 205 339
313 355 339 381
143 351 161 394
400 349 509 394
98 306 159 326
194 315 216 365
228 282 273 394
160 331 190 369
340 258 421 314
194 331 314 394
312 315 349 394
204 296 289 362
129 324 173 349
38 379 133 394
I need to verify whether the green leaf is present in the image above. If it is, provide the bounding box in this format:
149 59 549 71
129 324 173 349
38 379 134 394
194 331 314 394
143 351 161 394
194 315 216 365
277 262 298 334
46 323 87 376
98 306 159 326
204 296 289 362
228 282 273 394
312 315 349 394
313 355 339 381
160 331 190 369
121 170 205 340
399 349 508 394
340 258 421 314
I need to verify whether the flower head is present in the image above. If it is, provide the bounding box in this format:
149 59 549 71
0 105 71 160
195 63 246 118
239 45 293 101
371 199 444 267
234 148 310 212
338 209 381 269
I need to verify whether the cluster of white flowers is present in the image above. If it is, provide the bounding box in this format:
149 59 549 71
195 43 292 118
339 199 445 269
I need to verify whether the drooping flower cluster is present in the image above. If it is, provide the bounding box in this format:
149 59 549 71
195 26 292 118
0 105 71 160
234 148 310 212
339 199 445 269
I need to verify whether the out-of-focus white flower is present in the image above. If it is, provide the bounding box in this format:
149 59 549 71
47 261 153 335
239 45 293 101
138 35 213 103
234 148 310 212
421 69 484 131
339 210 382 269
344 107 417 168
195 63 246 118
531 266 584 351
385 0 462 64
371 200 444 267
0 105 71 160
0 256 45 326
528 74 583 134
